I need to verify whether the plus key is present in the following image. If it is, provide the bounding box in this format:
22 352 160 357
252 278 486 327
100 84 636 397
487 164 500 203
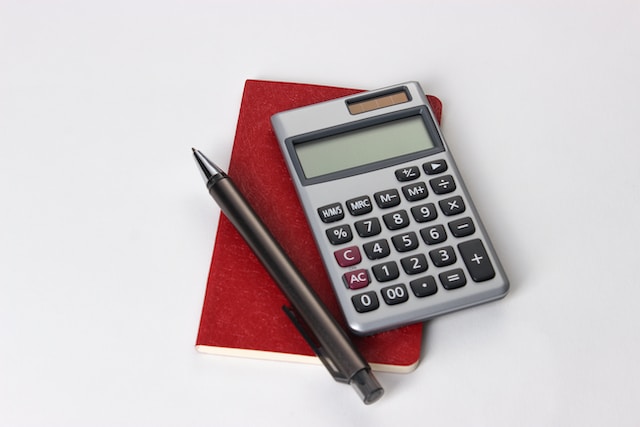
458 239 495 282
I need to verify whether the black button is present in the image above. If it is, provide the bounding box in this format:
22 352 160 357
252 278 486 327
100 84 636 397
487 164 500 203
372 261 400 282
410 276 438 297
346 195 373 216
380 284 409 305
317 202 344 223
363 239 391 260
382 210 410 230
423 159 448 175
439 196 466 216
326 224 353 245
391 231 420 252
352 291 379 313
420 224 447 245
401 254 429 275
411 203 438 223
439 268 467 290
401 182 428 201
354 217 381 237
458 239 496 282
395 166 420 181
429 174 456 195
374 189 401 208
448 217 475 237
429 246 457 267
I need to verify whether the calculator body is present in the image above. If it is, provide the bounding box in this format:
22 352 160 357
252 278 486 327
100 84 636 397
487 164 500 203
271 82 508 335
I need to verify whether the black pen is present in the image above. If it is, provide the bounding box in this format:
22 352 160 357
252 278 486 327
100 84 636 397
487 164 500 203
192 148 384 404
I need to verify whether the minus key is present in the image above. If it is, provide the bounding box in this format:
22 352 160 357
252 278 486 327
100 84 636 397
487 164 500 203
448 217 475 237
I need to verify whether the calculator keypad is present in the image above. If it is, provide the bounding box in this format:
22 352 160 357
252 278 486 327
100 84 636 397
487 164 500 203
320 158 498 316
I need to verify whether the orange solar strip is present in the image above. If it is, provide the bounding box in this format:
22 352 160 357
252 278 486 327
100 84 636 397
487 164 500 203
348 91 409 114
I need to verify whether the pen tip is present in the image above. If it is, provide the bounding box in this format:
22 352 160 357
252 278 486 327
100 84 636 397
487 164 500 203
192 147 226 182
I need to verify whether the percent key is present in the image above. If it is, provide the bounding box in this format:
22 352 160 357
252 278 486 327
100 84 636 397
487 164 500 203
326 224 353 245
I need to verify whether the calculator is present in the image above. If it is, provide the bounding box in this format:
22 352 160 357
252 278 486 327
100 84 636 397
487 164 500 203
271 82 509 335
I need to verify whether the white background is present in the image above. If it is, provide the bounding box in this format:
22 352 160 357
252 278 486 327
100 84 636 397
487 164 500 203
1 1 639 425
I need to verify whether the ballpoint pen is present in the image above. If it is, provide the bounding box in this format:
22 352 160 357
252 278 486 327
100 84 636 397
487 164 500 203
192 148 383 404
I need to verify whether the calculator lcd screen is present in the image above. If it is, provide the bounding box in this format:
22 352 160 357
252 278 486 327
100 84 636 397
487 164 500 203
294 115 435 179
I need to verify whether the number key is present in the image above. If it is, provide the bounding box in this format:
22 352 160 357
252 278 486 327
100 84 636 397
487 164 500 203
382 210 410 230
381 284 409 305
411 203 438 223
354 217 381 237
420 224 447 245
400 254 428 275
391 231 419 252
352 291 379 313
429 246 457 267
363 239 391 260
372 261 400 282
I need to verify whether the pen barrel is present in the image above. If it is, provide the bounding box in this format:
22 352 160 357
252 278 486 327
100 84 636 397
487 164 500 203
207 177 369 380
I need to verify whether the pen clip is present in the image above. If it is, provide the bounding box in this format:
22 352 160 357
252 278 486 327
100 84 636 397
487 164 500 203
282 305 349 383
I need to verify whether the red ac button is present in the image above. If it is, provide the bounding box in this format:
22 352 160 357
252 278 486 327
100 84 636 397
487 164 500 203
343 269 370 290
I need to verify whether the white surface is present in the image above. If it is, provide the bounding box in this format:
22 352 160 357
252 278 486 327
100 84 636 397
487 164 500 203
1 1 639 425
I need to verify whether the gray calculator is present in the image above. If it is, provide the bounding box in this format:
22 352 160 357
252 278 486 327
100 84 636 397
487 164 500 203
271 82 509 335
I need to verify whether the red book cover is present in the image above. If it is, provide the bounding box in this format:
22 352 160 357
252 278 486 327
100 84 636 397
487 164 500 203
195 80 443 372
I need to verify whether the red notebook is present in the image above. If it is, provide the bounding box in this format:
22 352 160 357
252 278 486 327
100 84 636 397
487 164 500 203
195 80 443 373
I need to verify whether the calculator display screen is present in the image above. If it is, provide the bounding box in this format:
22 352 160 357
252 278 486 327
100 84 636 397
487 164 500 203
294 115 434 179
